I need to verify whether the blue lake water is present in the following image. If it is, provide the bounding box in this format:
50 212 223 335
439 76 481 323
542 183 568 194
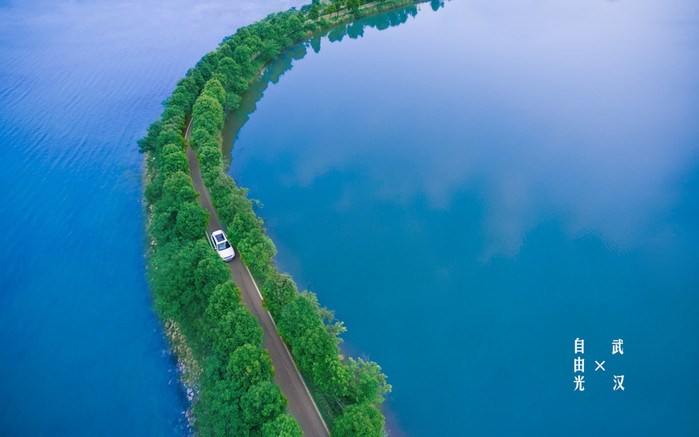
0 0 303 434
1 0 697 435
226 1 699 435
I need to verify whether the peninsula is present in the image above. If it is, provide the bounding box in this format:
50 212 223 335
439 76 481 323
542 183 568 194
139 0 426 435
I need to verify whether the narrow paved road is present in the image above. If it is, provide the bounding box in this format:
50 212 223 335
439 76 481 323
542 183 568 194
185 121 329 437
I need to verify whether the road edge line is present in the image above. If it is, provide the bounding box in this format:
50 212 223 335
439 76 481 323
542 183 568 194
243 264 330 435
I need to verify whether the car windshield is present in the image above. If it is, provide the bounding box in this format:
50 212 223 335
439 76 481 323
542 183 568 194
217 241 230 251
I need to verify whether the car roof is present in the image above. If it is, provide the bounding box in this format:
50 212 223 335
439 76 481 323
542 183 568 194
213 232 226 242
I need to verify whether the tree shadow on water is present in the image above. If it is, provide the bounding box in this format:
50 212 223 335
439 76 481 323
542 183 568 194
220 3 430 164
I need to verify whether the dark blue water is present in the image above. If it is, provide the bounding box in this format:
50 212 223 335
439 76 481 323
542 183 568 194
228 1 699 435
0 0 303 434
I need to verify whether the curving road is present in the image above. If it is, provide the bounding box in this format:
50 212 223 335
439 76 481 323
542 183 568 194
184 120 329 437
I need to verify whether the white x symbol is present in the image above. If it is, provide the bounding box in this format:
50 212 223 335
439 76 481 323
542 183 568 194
595 360 605 371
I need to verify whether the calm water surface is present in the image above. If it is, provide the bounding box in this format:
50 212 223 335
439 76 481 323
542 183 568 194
228 1 699 435
0 0 303 434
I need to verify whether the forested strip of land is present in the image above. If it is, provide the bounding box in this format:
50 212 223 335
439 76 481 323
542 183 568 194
140 1 431 435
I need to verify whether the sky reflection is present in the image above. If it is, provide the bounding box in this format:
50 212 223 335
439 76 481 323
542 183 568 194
226 1 699 435
233 0 699 260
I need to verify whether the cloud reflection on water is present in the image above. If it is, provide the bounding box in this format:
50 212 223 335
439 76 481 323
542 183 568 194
231 0 699 260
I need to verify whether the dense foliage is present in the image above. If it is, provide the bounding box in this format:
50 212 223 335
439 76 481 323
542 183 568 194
141 0 420 435
140 49 293 435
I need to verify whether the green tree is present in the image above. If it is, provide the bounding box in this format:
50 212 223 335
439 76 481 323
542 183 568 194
160 143 189 177
194 256 230 302
260 40 282 60
169 76 200 109
261 413 303 437
227 344 273 393
216 57 242 90
198 145 223 177
238 227 277 279
192 94 224 136
284 15 305 41
277 292 322 348
138 119 162 153
150 239 211 321
190 126 213 147
156 123 184 151
240 381 287 429
217 41 235 60
160 171 197 205
202 78 227 107
313 356 350 398
308 4 320 20
148 209 176 243
347 357 392 405
191 51 220 87
225 208 259 247
214 307 264 357
231 76 249 96
144 174 164 205
320 307 346 343
233 45 253 76
161 105 185 126
331 403 384 437
244 34 264 54
253 20 275 41
200 353 227 390
296 324 338 375
261 272 298 320
150 174 203 242
176 201 209 241
195 379 249 437
206 281 242 322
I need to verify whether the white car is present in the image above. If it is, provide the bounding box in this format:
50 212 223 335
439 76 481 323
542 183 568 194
210 230 235 262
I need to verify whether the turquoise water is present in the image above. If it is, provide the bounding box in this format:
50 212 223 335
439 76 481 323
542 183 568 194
0 0 303 434
228 1 699 435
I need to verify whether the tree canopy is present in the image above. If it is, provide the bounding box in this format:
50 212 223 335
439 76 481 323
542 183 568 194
240 381 288 429
331 403 385 437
